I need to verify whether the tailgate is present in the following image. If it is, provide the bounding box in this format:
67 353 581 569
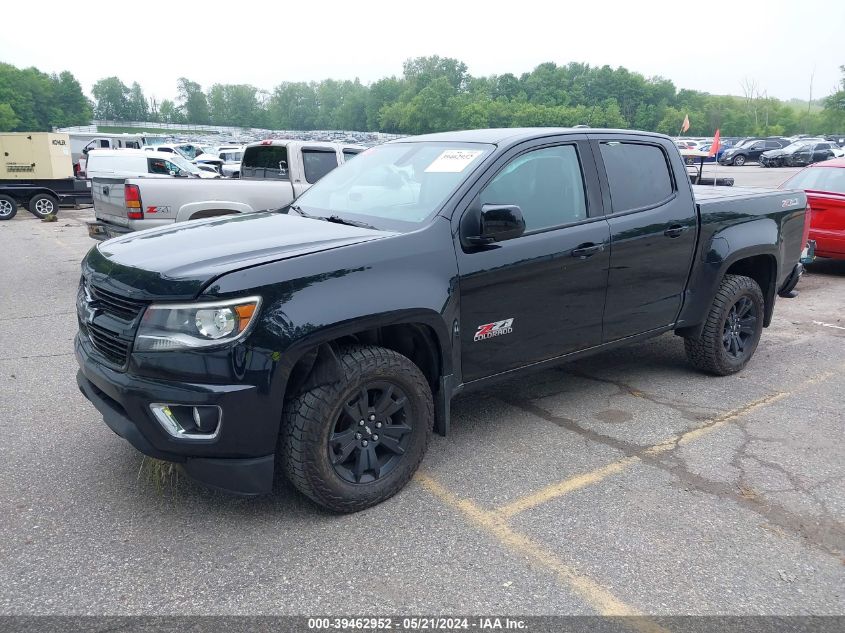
92 178 130 227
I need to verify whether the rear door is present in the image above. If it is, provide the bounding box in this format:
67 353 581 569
591 135 698 341
456 136 610 382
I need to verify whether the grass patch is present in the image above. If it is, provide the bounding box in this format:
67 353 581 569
138 456 181 494
98 125 216 136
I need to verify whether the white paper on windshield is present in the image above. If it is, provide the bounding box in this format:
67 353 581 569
425 149 483 173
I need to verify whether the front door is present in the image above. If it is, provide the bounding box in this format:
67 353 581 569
456 139 610 383
591 136 698 341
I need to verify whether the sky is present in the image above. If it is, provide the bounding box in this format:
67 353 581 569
1 0 842 104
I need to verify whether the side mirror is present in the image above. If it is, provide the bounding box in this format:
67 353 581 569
467 204 526 245
168 170 177 176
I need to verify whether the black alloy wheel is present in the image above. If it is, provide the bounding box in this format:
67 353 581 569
329 380 414 484
722 296 757 360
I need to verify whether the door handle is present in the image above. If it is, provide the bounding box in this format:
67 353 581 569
571 243 605 258
664 224 687 238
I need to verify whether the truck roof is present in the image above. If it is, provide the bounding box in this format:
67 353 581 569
246 140 365 150
394 127 669 145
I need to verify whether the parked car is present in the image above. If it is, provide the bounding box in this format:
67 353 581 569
85 149 219 180
780 158 845 259
778 141 841 167
85 143 355 240
719 137 792 166
217 147 244 178
146 143 224 173
86 177 294 240
75 128 807 512
240 140 364 182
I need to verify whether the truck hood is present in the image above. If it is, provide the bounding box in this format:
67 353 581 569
85 211 393 299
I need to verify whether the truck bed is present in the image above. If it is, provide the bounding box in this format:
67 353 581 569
90 176 295 240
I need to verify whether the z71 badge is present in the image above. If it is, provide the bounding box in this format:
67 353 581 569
474 318 514 342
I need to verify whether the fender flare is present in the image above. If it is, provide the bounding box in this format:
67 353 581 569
177 200 254 222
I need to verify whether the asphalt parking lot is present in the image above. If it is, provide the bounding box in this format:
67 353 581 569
0 165 842 619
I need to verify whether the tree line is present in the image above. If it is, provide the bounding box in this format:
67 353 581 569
2 57 844 136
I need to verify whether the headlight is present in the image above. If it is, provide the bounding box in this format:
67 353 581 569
135 296 261 351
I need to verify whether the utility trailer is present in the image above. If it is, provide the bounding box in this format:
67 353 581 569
0 132 93 220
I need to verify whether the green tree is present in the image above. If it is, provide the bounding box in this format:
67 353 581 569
92 76 130 119
126 82 148 120
176 77 209 124
158 99 184 123
0 103 19 129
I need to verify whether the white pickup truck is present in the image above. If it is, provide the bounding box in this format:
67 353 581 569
86 140 365 240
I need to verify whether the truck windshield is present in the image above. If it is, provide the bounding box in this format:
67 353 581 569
294 142 492 227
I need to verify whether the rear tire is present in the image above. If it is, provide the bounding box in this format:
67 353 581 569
281 344 433 513
0 194 18 220
28 193 59 219
684 274 764 376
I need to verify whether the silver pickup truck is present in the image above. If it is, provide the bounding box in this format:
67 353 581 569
87 140 364 240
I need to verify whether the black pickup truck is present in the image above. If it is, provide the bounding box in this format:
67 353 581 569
75 128 808 512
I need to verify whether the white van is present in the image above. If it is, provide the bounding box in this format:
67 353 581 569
85 149 219 179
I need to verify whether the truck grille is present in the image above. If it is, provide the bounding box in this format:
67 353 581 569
88 284 146 321
87 322 134 365
78 278 148 367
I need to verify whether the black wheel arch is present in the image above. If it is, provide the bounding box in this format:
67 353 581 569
275 313 454 435
676 252 778 341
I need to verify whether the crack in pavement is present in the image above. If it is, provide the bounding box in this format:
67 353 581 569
499 380 845 557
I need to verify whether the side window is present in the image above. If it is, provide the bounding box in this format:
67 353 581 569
302 150 339 183
599 142 674 212
479 145 587 233
99 139 110 148
148 158 170 175
343 149 361 161
765 141 780 149
241 146 290 180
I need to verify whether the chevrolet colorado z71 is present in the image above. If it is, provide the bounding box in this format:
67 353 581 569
75 128 808 512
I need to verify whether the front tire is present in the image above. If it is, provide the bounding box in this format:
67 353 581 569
28 193 59 219
684 274 764 376
732 154 746 166
0 194 18 220
281 344 433 512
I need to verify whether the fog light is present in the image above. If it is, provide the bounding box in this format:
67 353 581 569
150 404 222 440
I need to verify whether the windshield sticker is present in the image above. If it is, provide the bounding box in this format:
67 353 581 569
425 149 483 173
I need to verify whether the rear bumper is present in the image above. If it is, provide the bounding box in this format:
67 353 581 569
86 221 131 241
75 335 275 495
809 229 845 259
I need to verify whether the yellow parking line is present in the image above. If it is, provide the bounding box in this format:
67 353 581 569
496 365 841 519
497 456 641 519
414 472 670 633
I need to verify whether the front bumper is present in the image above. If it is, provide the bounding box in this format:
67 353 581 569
75 335 275 495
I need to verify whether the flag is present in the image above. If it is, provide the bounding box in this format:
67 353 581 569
708 129 721 157
681 114 690 133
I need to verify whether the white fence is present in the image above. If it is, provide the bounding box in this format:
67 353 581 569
55 121 402 141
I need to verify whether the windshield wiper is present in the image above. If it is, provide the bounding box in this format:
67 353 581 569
287 204 315 218
321 215 377 230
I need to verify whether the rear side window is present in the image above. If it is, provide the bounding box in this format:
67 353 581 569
241 145 289 180
302 150 339 183
599 142 674 212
